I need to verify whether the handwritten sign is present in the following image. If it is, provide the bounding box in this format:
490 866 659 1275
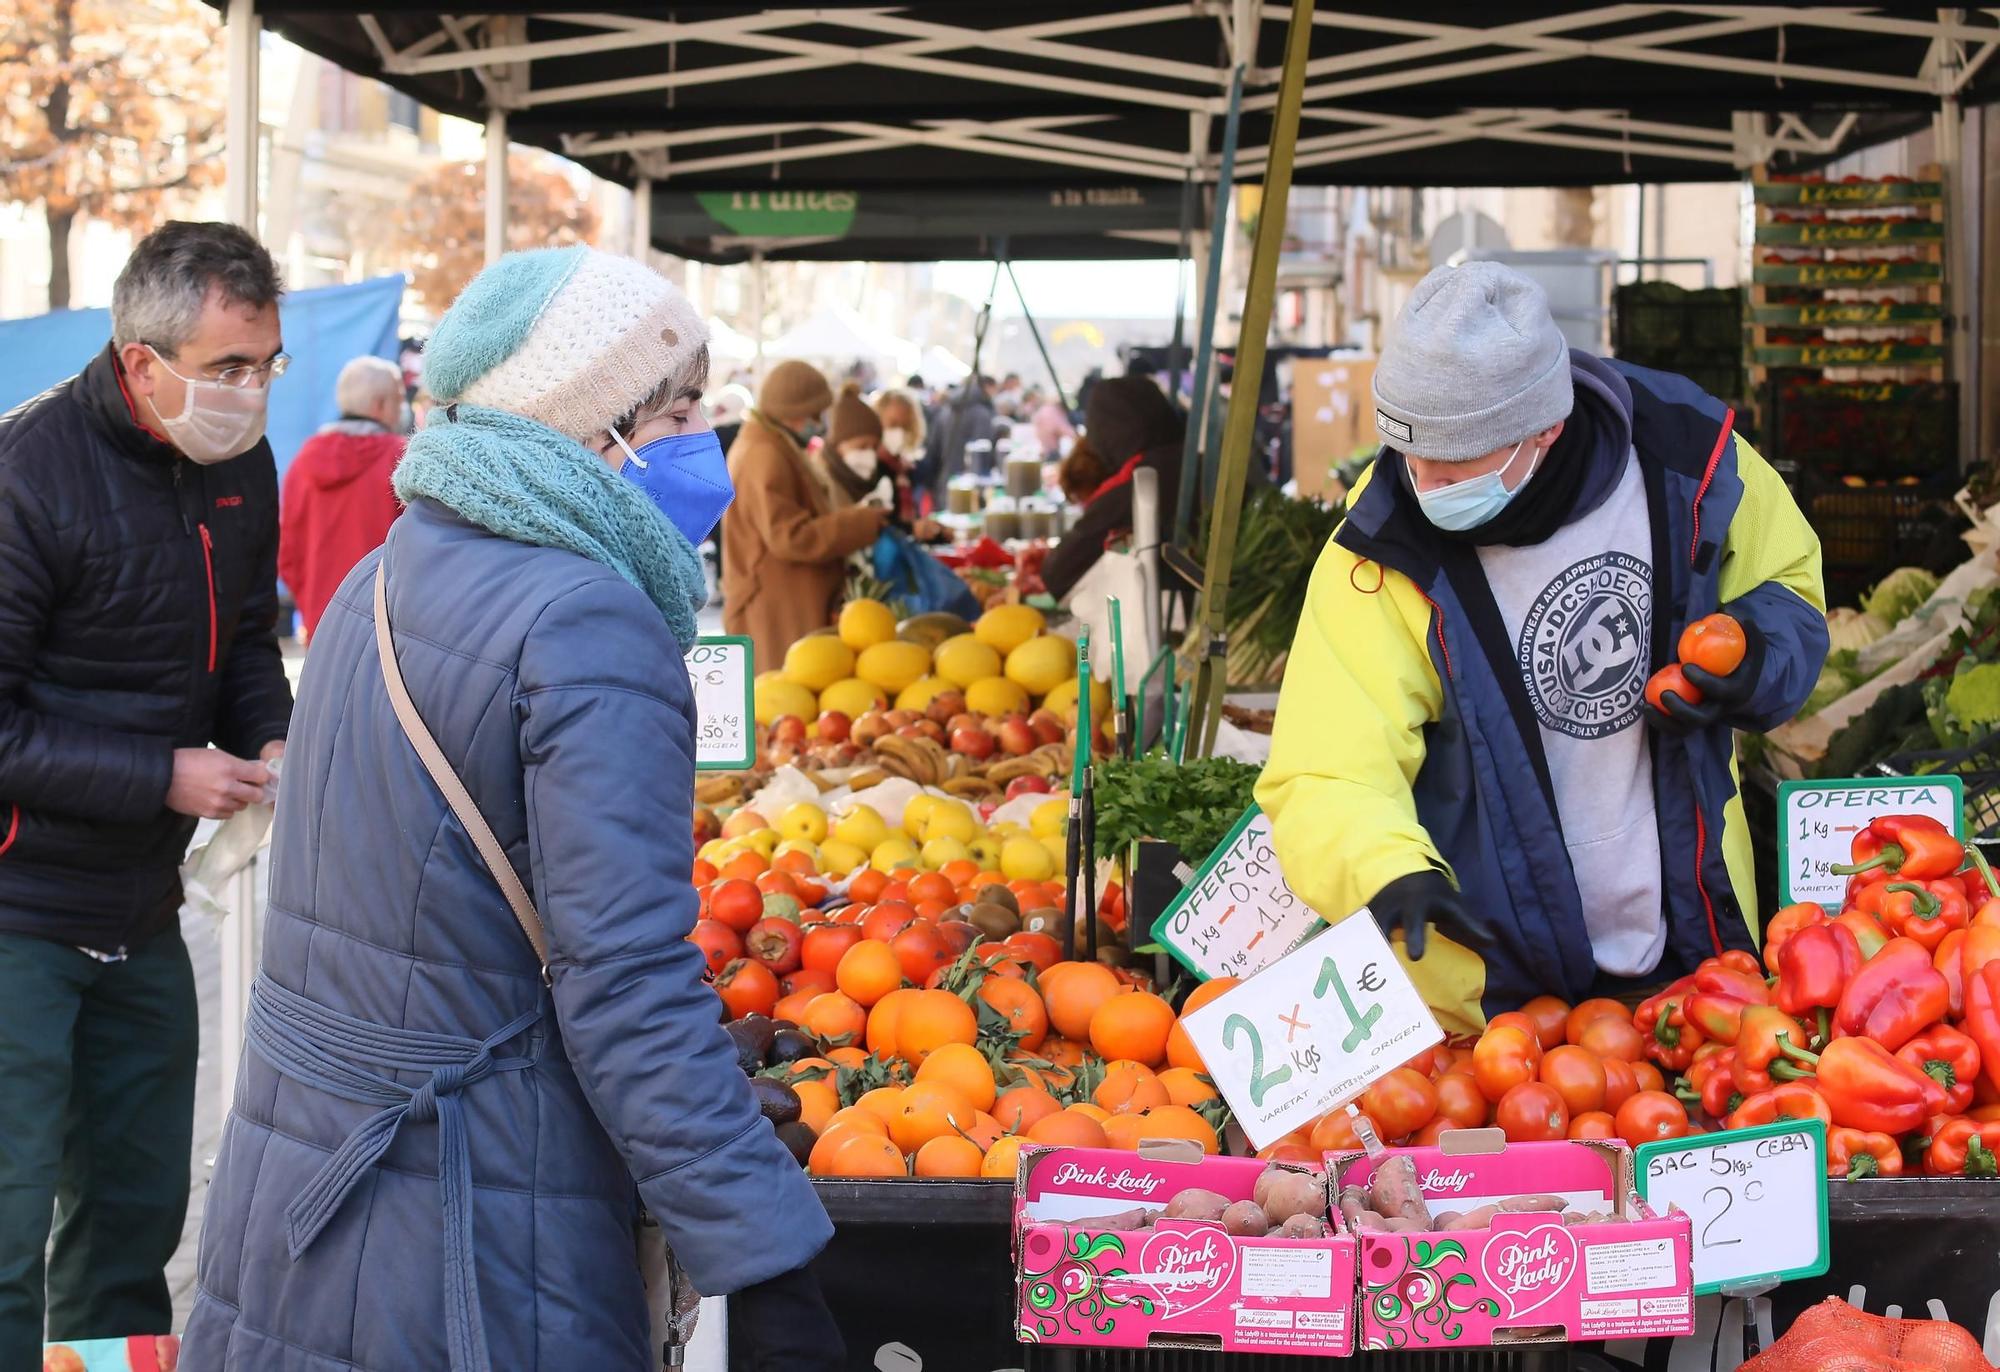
685 636 754 771
1152 805 1324 981
1635 1120 1828 1294
1776 777 1962 908
1180 914 1441 1150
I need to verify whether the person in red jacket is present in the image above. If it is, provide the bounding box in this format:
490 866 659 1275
278 355 405 640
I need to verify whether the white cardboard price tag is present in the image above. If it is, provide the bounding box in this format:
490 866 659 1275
684 637 754 771
1635 1120 1829 1295
1179 913 1442 1150
1775 776 1961 908
1151 805 1324 981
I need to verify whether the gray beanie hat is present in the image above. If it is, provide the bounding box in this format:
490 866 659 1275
1372 262 1574 461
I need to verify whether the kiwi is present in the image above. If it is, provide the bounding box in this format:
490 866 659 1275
969 904 1021 938
1021 907 1065 935
978 886 1021 916
1221 1201 1270 1237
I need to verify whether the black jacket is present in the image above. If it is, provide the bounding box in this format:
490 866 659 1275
1046 376 1187 602
0 345 292 951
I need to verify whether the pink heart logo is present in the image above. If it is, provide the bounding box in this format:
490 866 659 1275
1478 1223 1577 1321
1130 1225 1239 1320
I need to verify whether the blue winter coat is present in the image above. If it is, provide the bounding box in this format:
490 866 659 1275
184 499 831 1370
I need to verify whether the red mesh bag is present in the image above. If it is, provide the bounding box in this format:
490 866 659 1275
1744 1298 1995 1372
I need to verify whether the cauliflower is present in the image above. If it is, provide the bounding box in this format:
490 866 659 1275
1862 567 1940 626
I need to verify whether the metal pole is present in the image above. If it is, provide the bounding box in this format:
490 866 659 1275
1174 64 1245 548
485 106 509 265
1004 259 1071 414
750 248 766 379
223 0 260 232
1185 0 1316 758
631 176 653 260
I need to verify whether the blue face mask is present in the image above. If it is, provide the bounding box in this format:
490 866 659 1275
612 428 735 544
1414 438 1541 532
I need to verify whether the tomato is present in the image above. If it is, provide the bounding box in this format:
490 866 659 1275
1434 1071 1490 1129
1601 1057 1639 1114
1485 1011 1541 1043
1568 1110 1619 1140
1614 1090 1690 1148
1410 1117 1456 1145
1644 664 1702 715
1631 1061 1667 1095
708 878 765 934
1577 1014 1646 1064
1495 1082 1570 1142
1471 1025 1542 1103
1360 1068 1439 1140
1538 1045 1608 1116
1518 995 1572 1051
1679 613 1747 677
1564 998 1630 1046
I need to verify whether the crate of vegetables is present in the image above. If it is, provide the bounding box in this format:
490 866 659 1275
1012 1142 1358 1355
1327 1135 1694 1351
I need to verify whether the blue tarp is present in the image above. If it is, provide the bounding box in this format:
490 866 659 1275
0 275 406 479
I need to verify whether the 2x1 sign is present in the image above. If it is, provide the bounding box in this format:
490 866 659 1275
1775 777 1963 908
1634 1120 1829 1295
1151 805 1324 981
686 636 755 772
1179 914 1442 1150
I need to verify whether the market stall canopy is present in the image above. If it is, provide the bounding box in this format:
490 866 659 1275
220 3 2000 201
766 302 919 372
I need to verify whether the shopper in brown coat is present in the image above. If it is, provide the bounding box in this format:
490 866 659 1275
721 361 887 665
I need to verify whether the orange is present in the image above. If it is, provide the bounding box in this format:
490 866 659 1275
1068 1102 1112 1124
801 992 867 1045
827 1045 869 1070
1026 1108 1109 1149
981 1134 1027 1178
1094 1071 1170 1115
1136 1104 1219 1154
866 987 914 1055
894 989 978 1065
976 977 1048 1050
1166 976 1239 1071
888 1082 979 1155
1102 1113 1148 1150
793 1079 839 1134
915 1041 998 1112
994 1086 1062 1133
811 1129 907 1178
1038 1036 1086 1068
854 1087 905 1122
780 1057 837 1082
1089 990 1176 1066
824 1106 889 1138
1156 1067 1219 1107
962 1110 1007 1152
1043 961 1123 1041
835 939 904 1007
914 1134 985 1178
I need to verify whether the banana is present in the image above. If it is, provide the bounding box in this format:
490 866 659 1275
845 767 889 791
694 775 744 805
943 776 1000 800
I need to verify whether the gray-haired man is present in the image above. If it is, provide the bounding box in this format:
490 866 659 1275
0 221 294 1360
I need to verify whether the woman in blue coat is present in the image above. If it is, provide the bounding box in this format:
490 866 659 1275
184 247 839 1370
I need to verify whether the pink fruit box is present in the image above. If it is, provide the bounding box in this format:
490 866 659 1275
1327 1132 1695 1352
1011 1141 1357 1355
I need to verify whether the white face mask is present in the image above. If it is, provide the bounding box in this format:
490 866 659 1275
882 425 910 456
840 446 879 479
145 347 270 464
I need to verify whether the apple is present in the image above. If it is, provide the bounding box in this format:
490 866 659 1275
925 690 968 724
770 715 809 747
1005 775 1053 799
1028 709 1067 747
951 727 997 760
997 715 1037 757
851 710 891 746
884 708 919 730
722 808 770 839
816 710 852 744
692 806 721 844
946 712 983 736
746 916 804 976
899 718 946 744
764 742 799 769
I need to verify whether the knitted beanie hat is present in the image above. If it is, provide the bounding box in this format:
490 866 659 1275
827 381 883 450
1372 261 1573 461
423 246 709 442
759 360 835 425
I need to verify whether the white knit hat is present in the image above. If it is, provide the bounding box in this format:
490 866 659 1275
424 246 709 442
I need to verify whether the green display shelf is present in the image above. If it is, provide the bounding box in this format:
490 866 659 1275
1753 341 1944 366
1756 220 1944 246
1753 260 1941 287
1754 180 1943 206
1750 302 1943 327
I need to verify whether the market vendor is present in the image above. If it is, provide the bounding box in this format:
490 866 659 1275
1257 262 1828 1034
1043 375 1185 601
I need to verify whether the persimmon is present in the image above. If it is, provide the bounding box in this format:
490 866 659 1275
721 850 769 881
1166 976 1239 1071
801 924 865 976
793 1079 839 1134
772 990 819 1026
708 879 765 934
1679 613 1747 676
915 1042 998 1112
1089 990 1176 1067
863 901 920 943
940 859 983 891
1645 664 1702 715
891 922 954 985
1043 961 1122 1041
866 987 914 1056
756 869 802 900
801 992 867 1045
977 977 1048 1050
848 869 890 904
1003 931 1063 972
894 989 977 1065
835 940 904 1007
781 968 835 1000
908 872 956 906
715 959 779 1020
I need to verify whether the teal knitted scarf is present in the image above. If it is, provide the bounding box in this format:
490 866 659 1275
393 404 706 644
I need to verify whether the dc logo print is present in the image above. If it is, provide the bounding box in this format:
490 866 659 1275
1519 552 1651 740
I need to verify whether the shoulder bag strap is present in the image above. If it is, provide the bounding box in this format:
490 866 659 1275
373 565 551 979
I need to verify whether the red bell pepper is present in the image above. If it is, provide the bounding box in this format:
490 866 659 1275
1964 924 2000 979
1695 952 1771 1004
1973 898 2000 930
1962 958 2000 1095
1832 937 1951 1051
1725 1080 1833 1133
1678 1047 1742 1121
1732 1005 1815 1095
1776 923 1862 1019
1923 1116 2000 1177
1897 1023 1982 1115
1936 929 1968 1017
1635 975 1703 1070
1833 908 1891 960
1762 903 1829 975
1833 814 1965 883
1828 1126 1905 1179
1789 1035 1948 1133
1877 880 1969 952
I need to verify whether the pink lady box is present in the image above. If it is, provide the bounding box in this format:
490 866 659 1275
1328 1132 1694 1351
1012 1142 1357 1354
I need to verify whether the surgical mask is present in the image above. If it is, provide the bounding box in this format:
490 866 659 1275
1414 438 1540 532
611 428 735 544
882 425 910 457
145 347 270 464
840 446 878 479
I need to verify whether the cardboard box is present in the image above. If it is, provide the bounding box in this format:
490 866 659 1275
1013 1143 1357 1355
1329 1132 1694 1352
1290 356 1377 499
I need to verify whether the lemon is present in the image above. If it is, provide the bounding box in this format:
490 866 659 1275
920 835 971 871
818 839 867 875
783 636 856 693
1001 835 1058 882
832 803 889 852
1004 634 1074 698
922 801 977 845
838 599 898 652
933 634 1004 689
1030 798 1067 839
779 802 829 845
819 677 888 718
856 639 932 695
902 793 941 839
871 836 920 873
968 835 1002 871
895 674 955 713
753 673 818 725
964 676 1030 717
743 828 782 857
974 603 1046 656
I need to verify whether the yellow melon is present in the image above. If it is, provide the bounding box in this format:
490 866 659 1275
754 672 819 725
1004 634 1075 698
855 639 933 696
895 675 956 712
819 677 889 718
838 599 898 652
783 636 856 693
964 676 1030 717
933 634 1003 689
974 603 1046 655
1042 674 1112 722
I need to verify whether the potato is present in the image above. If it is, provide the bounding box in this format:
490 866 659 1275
1162 1187 1231 1222
1276 1213 1329 1240
1221 1200 1270 1237
1382 1216 1431 1233
1258 1169 1327 1227
1070 1207 1157 1232
1365 1156 1432 1228
1254 1163 1323 1211
1351 1210 1394 1232
1562 1210 1620 1226
1336 1185 1374 1230
1497 1194 1568 1213
1436 1204 1499 1232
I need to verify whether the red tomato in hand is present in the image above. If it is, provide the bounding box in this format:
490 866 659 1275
1645 665 1703 714
1361 1068 1439 1140
1679 613 1747 676
1472 1025 1543 1103
1496 1081 1570 1142
1614 1090 1690 1147
1539 1045 1608 1116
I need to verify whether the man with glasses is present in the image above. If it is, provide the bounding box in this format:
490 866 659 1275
0 220 294 1362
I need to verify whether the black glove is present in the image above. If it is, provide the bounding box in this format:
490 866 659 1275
1649 617 1767 736
732 1263 845 1371
1368 869 1487 961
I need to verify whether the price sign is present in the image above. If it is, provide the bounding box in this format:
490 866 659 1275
1635 1120 1829 1294
685 636 754 771
1152 805 1325 981
1179 913 1441 1150
1776 777 1962 908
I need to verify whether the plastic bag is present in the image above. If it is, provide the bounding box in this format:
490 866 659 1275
871 528 981 619
181 759 280 925
1744 1297 1996 1372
